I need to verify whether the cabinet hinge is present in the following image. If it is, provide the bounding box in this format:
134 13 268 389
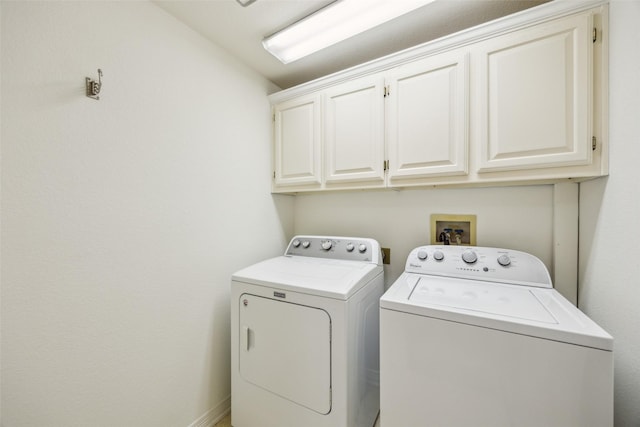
592 136 597 151
593 27 597 43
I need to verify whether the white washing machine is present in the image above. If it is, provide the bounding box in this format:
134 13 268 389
231 235 384 427
380 245 613 427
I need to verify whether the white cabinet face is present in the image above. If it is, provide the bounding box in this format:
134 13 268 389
474 13 593 172
324 77 386 185
239 294 331 414
269 5 606 193
386 50 469 181
273 94 322 187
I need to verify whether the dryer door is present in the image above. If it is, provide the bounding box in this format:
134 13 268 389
239 293 331 414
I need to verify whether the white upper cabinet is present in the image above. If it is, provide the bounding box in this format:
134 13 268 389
269 2 607 193
473 12 593 173
387 49 469 184
273 93 322 188
324 75 386 186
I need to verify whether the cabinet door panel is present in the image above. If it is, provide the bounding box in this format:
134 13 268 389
475 13 592 172
274 94 322 186
324 76 385 185
387 50 469 181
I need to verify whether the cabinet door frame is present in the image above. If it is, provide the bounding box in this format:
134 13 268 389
386 49 469 182
323 75 386 186
273 93 322 188
473 12 593 173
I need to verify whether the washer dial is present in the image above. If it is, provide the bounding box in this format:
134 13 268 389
462 250 478 264
497 254 511 266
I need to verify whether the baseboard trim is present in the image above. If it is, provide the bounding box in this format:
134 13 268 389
188 395 231 427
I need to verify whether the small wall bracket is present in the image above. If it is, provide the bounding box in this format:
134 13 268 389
86 69 103 100
236 0 257 6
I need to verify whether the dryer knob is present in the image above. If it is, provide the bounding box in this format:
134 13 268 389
358 244 367 253
302 240 310 248
417 250 428 260
346 243 355 252
497 254 511 266
292 239 301 248
462 250 478 264
321 240 333 250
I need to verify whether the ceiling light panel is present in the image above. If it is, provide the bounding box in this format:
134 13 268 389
263 0 435 64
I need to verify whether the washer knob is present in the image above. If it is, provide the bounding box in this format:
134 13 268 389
292 239 301 248
462 250 478 264
417 250 428 260
433 250 445 261
497 254 511 266
346 243 355 252
321 240 333 250
302 240 310 248
358 244 367 253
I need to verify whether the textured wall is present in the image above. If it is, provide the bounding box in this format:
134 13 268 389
579 1 640 426
0 1 292 425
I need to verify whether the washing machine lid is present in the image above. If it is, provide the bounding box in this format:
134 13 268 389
232 256 382 300
381 273 613 351
409 275 556 323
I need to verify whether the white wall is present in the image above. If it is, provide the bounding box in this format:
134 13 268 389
294 185 554 288
579 1 640 425
0 1 293 426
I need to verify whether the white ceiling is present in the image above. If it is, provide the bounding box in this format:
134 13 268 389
154 0 550 90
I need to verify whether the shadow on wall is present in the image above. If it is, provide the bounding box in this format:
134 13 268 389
577 176 608 304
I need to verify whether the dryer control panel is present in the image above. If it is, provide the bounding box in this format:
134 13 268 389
405 245 551 288
286 235 382 265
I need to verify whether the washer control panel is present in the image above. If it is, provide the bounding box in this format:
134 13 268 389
286 235 381 264
405 245 552 288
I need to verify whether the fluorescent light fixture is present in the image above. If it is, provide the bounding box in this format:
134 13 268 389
263 0 435 64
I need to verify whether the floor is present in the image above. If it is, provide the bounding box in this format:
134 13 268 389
215 412 381 427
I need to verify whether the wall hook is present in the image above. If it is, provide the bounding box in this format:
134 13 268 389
86 69 103 100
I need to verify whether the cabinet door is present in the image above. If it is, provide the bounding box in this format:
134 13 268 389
324 75 386 185
273 94 322 187
474 13 592 173
386 50 469 181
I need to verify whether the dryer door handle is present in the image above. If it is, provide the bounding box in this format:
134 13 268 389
243 325 251 351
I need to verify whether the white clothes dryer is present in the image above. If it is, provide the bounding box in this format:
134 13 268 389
231 236 384 427
380 245 613 427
